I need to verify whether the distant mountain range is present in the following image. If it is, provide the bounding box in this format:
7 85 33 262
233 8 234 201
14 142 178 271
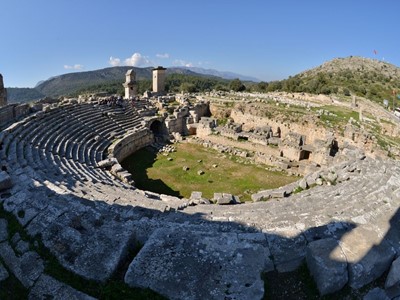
178 67 260 82
6 66 257 103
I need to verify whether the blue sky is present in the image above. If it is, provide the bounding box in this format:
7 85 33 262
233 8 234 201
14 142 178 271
1 0 399 87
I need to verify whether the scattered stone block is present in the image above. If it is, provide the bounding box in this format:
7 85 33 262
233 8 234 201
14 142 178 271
182 166 189 171
125 228 270 300
298 178 308 190
0 171 12 191
167 157 173 161
213 193 239 205
212 164 218 168
306 238 348 295
197 170 204 175
197 159 202 163
29 274 96 300
363 287 390 300
385 257 400 298
190 191 202 200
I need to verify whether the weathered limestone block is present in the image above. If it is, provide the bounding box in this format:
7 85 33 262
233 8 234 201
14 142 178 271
363 287 390 300
306 238 348 295
267 232 307 272
0 242 44 288
385 257 400 298
29 274 96 300
40 211 137 282
0 171 12 191
252 189 287 202
190 191 202 200
0 219 8 242
97 158 118 168
125 228 272 300
340 227 396 289
213 193 240 205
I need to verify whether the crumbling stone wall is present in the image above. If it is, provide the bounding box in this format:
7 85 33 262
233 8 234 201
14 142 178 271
230 110 327 144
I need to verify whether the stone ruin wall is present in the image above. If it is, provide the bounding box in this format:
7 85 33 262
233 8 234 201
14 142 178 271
230 109 328 144
0 103 31 128
108 128 154 162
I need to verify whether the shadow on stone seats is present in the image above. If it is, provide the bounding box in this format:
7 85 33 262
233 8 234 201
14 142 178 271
6 169 400 299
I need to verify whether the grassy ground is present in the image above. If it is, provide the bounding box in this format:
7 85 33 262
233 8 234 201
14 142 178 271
122 142 298 201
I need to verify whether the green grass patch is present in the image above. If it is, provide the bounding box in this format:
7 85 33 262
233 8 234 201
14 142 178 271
122 143 298 201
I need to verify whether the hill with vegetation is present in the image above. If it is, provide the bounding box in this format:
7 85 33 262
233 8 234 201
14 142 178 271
7 67 236 102
255 56 400 104
6 87 45 104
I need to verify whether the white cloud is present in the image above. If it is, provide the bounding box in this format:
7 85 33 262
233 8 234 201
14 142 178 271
124 53 151 67
109 56 121 66
156 53 170 59
64 64 83 70
173 59 194 67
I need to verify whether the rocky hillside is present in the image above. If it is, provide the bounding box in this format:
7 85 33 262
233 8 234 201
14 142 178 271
268 56 400 104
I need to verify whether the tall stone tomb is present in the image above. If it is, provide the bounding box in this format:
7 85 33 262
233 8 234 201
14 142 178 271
152 66 166 95
0 74 7 106
123 69 137 99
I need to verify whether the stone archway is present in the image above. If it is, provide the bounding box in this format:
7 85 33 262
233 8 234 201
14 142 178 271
150 120 164 136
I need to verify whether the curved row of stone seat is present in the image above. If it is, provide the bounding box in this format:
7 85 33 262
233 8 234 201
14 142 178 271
0 103 144 196
3 101 400 298
97 103 143 131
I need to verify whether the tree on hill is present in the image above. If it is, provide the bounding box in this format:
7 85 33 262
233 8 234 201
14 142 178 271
229 78 246 92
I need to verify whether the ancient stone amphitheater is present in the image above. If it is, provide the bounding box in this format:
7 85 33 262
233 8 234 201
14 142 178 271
1 99 400 299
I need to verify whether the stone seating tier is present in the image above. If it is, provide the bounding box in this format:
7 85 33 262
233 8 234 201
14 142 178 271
1 102 400 298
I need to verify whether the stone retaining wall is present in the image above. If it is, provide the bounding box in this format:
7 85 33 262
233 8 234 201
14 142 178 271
108 128 154 162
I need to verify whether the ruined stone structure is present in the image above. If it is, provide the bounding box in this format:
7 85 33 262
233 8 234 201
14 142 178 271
123 69 137 99
152 66 166 94
0 74 7 107
1 90 400 298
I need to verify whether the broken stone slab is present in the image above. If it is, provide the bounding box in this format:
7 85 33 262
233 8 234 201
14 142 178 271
0 171 12 191
125 227 271 300
298 178 308 190
190 191 202 200
363 287 390 300
0 219 8 242
40 214 136 282
340 227 396 289
29 274 96 300
0 262 9 282
252 189 287 202
306 238 348 295
385 257 400 298
213 193 240 205
0 242 44 288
